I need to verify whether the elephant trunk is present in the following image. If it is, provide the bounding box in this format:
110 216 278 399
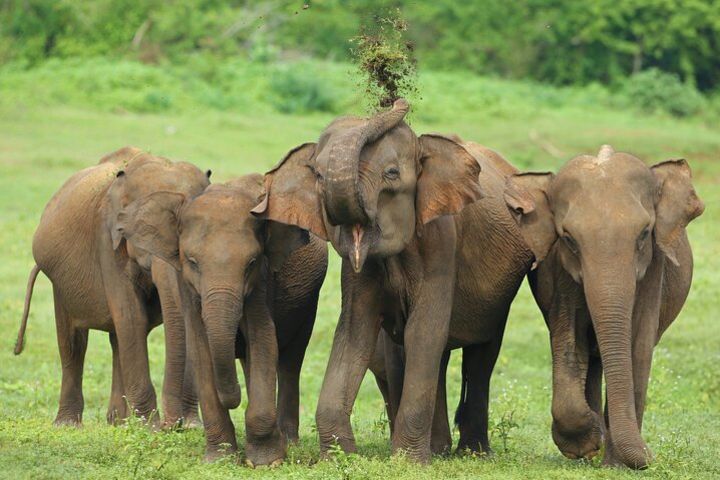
583 261 649 468
323 98 410 226
202 288 243 410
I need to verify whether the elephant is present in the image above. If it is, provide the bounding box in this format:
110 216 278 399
504 145 705 468
127 174 327 466
252 98 533 462
14 147 208 427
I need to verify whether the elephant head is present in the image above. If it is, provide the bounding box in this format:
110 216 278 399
252 99 482 272
124 174 311 409
105 154 211 270
505 145 704 468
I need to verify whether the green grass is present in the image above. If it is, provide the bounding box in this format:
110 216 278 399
0 60 718 479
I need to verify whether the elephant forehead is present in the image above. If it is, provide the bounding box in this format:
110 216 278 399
126 162 207 197
185 193 258 229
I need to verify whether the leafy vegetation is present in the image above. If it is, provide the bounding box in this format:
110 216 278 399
351 7 417 111
0 61 718 478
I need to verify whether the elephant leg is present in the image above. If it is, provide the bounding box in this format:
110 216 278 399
391 316 449 463
277 315 314 444
456 338 502 455
181 351 201 428
585 354 603 417
107 332 128 424
242 288 284 467
184 290 237 461
549 293 603 460
430 350 452 455
53 291 88 427
383 330 405 435
316 262 383 456
152 259 187 428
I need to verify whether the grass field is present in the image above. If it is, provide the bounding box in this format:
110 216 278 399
0 62 718 479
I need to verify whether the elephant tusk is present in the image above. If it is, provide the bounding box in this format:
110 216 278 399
352 224 364 273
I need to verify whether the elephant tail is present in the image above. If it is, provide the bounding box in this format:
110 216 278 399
14 264 41 355
454 350 469 426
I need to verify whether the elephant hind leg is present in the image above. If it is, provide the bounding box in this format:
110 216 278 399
107 332 128 425
430 350 452 455
456 339 502 455
53 290 88 427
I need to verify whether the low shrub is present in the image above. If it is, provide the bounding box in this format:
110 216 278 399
619 69 706 117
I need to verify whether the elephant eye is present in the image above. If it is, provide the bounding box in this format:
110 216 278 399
383 166 400 180
562 232 579 254
246 257 257 272
637 228 650 249
186 255 198 267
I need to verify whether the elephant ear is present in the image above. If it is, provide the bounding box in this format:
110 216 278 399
504 172 556 269
416 134 483 225
113 191 186 270
651 159 705 266
251 143 328 241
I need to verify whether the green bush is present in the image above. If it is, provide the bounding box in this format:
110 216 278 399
268 64 337 114
619 69 706 117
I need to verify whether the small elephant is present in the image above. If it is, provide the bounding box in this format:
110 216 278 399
253 99 533 462
128 174 327 466
504 145 704 468
15 147 208 427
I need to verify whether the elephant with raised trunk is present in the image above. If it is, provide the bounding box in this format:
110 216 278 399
15 147 208 427
253 99 533 462
504 145 704 468
128 174 327 466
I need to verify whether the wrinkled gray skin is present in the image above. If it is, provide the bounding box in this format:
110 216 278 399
134 174 327 466
505 146 704 468
254 99 533 462
16 147 207 427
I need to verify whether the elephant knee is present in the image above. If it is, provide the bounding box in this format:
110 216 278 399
246 410 277 439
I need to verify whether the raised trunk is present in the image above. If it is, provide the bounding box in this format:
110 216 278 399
583 264 649 468
323 98 410 226
202 289 243 410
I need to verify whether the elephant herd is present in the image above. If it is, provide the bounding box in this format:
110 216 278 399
14 98 704 470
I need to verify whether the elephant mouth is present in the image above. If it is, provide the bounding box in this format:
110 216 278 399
333 223 381 273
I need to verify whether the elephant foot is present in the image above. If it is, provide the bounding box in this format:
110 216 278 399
204 445 237 463
279 423 300 445
54 413 82 427
602 437 652 469
245 428 286 467
552 412 603 461
455 440 493 457
430 437 452 456
182 412 202 429
106 405 128 426
391 442 432 464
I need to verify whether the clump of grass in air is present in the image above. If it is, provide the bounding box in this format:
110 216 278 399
351 8 418 113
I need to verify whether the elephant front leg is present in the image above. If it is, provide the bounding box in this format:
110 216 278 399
243 289 284 467
391 321 449 463
549 297 603 461
107 332 128 425
316 261 383 456
181 352 201 428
